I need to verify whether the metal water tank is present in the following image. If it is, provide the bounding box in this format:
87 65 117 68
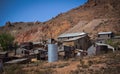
48 44 58 62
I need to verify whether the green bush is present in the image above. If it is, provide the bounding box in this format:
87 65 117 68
0 33 14 51
106 39 120 48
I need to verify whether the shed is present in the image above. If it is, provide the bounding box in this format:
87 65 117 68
95 43 114 55
63 35 91 51
98 31 114 39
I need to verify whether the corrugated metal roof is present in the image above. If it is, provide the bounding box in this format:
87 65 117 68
96 43 107 46
58 32 86 38
63 36 85 42
98 31 112 35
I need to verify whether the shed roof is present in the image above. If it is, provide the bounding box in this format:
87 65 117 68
96 43 107 46
63 36 85 42
58 32 86 38
98 31 112 35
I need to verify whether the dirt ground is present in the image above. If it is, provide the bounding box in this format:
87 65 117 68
3 51 120 74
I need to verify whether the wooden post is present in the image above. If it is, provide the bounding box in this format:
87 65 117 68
0 59 3 73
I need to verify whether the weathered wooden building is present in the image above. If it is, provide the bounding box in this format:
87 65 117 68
63 35 91 50
95 43 114 55
97 31 114 43
58 32 91 51
97 31 114 39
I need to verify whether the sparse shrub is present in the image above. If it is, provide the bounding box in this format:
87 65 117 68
79 59 84 67
82 64 89 68
18 27 22 29
4 64 25 74
70 69 79 74
36 68 54 74
106 39 120 48
57 63 69 68
79 59 89 68
88 60 94 66
88 68 94 72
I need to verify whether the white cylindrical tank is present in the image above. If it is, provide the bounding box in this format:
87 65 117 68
48 44 58 62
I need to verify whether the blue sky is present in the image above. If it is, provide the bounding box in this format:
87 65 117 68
0 0 87 26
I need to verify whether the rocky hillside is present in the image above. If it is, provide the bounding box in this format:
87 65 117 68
0 0 120 43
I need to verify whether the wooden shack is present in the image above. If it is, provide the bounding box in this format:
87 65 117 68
98 32 114 39
63 35 91 50
96 31 114 43
58 32 91 50
95 43 108 55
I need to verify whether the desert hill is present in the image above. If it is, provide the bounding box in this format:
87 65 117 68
0 0 120 43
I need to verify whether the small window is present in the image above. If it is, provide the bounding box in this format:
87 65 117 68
78 40 79 43
98 35 100 37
